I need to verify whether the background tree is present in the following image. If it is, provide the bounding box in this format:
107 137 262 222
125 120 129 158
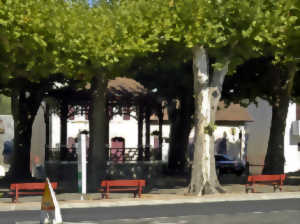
0 0 79 179
222 1 300 174
129 42 194 174
122 0 299 194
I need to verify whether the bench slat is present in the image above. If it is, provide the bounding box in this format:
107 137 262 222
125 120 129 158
245 174 285 193
10 183 58 190
247 174 285 182
100 188 138 192
9 192 44 195
10 182 58 203
101 180 145 187
100 179 146 199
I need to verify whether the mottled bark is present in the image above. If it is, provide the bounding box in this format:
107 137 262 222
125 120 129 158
207 61 229 192
88 75 107 191
188 46 228 195
263 64 296 174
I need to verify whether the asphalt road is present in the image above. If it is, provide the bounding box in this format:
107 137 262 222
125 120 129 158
2 198 300 224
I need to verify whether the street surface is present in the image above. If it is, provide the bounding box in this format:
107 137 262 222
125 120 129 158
3 198 300 224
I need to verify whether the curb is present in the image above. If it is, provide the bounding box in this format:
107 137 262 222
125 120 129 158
1 192 300 212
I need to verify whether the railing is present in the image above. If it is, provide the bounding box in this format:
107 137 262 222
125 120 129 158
46 147 60 161
108 147 162 162
46 146 162 162
46 146 77 161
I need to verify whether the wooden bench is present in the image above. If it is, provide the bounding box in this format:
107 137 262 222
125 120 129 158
245 174 285 193
99 179 146 199
9 182 58 203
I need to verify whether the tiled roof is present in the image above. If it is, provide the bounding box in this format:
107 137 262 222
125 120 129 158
151 101 253 122
216 102 253 122
108 77 147 97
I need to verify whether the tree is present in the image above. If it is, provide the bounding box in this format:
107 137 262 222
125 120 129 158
129 42 194 173
222 2 300 174
0 0 80 179
120 0 299 194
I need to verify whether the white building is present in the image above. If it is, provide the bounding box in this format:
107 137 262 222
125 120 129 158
247 98 300 174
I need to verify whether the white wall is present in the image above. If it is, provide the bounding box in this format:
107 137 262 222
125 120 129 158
246 99 272 174
109 113 138 148
150 124 170 162
0 115 14 175
50 110 171 161
30 106 46 177
189 125 246 161
284 103 300 172
50 114 61 148
247 98 300 174
67 115 89 139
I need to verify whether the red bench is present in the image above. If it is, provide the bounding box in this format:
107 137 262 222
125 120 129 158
99 179 146 199
9 182 58 203
245 174 285 193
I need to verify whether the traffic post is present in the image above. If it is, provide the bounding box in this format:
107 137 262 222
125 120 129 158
40 178 62 224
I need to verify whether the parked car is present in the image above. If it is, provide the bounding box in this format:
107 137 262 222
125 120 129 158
215 154 246 177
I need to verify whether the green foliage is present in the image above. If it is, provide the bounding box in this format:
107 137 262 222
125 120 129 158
204 123 217 136
0 94 11 114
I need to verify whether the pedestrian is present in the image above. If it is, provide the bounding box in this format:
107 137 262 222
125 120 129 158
3 139 13 164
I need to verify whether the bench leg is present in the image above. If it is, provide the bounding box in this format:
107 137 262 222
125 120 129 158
245 184 250 193
138 186 142 198
246 184 255 193
14 189 19 203
273 184 282 192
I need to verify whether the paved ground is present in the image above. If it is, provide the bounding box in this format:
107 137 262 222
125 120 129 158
7 198 300 223
0 173 299 223
0 173 299 211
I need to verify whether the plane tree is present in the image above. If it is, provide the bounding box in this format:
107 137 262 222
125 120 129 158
0 0 80 179
222 3 300 174
118 0 300 195
128 42 194 174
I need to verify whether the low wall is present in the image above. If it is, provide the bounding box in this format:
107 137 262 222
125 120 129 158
45 161 165 192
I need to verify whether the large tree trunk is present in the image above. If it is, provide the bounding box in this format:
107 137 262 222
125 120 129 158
10 89 42 180
88 75 107 191
263 64 296 174
207 60 229 192
168 95 193 173
188 46 227 195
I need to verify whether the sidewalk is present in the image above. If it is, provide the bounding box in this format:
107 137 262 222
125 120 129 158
0 174 300 212
1 184 300 212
